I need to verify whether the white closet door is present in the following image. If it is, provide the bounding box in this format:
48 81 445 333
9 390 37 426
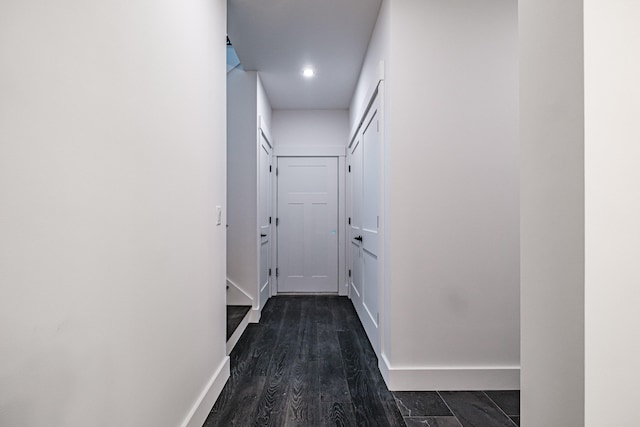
349 95 381 354
258 133 272 308
277 157 338 293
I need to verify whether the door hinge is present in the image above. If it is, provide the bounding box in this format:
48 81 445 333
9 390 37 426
348 165 351 173
348 269 351 278
268 268 272 276
269 165 272 173
276 167 279 176
348 217 351 225
269 216 272 224
276 268 279 277
276 217 279 226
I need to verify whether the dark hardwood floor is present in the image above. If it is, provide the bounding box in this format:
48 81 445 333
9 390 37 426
207 296 520 426
205 295 405 426
227 305 251 340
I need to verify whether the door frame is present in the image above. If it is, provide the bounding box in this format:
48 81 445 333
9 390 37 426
271 145 348 296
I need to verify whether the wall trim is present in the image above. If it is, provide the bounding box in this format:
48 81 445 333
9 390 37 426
339 283 349 297
226 278 254 306
180 356 230 427
380 354 520 391
226 306 262 354
273 145 346 157
249 306 261 323
226 310 252 354
350 77 383 145
258 115 273 148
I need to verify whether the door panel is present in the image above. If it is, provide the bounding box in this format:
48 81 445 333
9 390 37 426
277 157 338 293
362 110 380 328
363 251 378 326
349 98 381 353
258 134 272 308
351 242 362 297
310 202 330 275
349 138 363 302
362 110 380 254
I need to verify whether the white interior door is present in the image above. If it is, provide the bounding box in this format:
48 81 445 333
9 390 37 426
349 99 381 353
258 132 272 308
277 157 338 293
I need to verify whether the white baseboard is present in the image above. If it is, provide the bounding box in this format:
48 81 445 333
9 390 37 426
226 278 253 306
249 307 261 323
180 356 230 427
226 304 262 355
339 281 348 296
379 354 519 391
226 309 252 354
226 304 262 354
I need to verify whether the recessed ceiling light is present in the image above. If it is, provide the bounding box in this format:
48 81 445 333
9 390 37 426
302 67 315 78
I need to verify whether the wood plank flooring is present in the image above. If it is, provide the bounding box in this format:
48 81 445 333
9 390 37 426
207 295 520 426
204 295 405 426
227 305 251 340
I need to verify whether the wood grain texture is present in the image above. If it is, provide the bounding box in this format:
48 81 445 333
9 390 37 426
320 399 357 427
254 335 294 424
204 375 266 426
317 303 351 404
285 360 320 426
208 296 519 426
227 305 251 340
203 296 405 427
338 329 391 426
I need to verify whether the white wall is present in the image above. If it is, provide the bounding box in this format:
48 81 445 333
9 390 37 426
227 69 258 306
257 75 273 135
519 0 585 424
226 70 273 310
0 1 228 426
521 0 640 425
272 110 349 148
350 0 389 139
351 0 520 390
585 2 640 425
521 1 640 425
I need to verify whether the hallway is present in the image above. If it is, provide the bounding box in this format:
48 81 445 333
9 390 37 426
204 296 520 426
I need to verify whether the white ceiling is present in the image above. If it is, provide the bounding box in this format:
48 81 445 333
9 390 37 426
227 0 382 110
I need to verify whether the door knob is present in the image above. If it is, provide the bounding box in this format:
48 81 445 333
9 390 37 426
354 235 363 242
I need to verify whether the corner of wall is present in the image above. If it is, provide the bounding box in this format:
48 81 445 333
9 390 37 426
226 278 254 306
180 356 230 427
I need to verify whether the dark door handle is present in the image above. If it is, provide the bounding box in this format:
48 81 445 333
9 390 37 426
354 235 363 242
261 234 267 237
